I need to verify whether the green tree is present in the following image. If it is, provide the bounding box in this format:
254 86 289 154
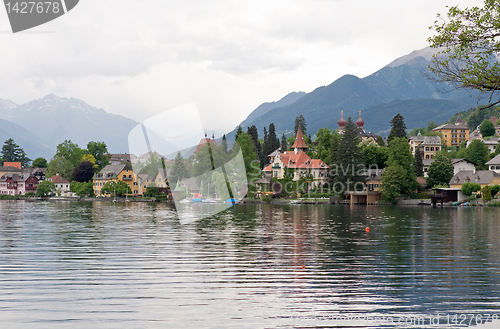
329 132 340 166
235 125 243 141
428 0 500 107
384 137 418 195
482 185 492 201
46 156 74 181
70 181 94 196
461 182 482 196
221 134 228 155
232 132 259 182
1 138 31 167
376 135 386 147
466 139 489 168
381 164 407 201
480 119 496 137
331 117 365 195
490 184 500 197
387 113 407 143
72 161 96 182
280 133 287 151
55 140 85 167
315 127 333 163
32 157 48 168
362 144 388 169
247 125 263 168
170 152 189 186
36 181 55 197
101 180 129 197
86 141 110 170
414 146 424 177
426 153 454 188
294 114 307 136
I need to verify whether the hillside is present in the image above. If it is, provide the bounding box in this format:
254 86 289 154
227 47 487 139
0 118 53 159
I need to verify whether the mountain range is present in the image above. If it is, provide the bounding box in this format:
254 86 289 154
0 95 138 160
227 47 487 139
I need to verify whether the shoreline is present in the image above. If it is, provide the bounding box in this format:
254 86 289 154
2 196 490 208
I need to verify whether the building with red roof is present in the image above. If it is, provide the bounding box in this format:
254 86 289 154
263 125 329 189
195 133 218 154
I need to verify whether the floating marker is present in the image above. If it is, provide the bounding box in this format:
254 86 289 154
365 227 370 232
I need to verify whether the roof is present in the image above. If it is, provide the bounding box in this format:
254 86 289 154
451 158 476 165
106 153 136 164
0 166 22 172
291 124 308 150
195 135 218 153
0 173 34 182
361 168 385 181
95 164 132 179
416 177 427 186
3 162 21 169
263 151 329 171
449 170 499 185
433 123 469 130
455 114 463 124
486 154 500 166
409 135 441 144
47 174 70 184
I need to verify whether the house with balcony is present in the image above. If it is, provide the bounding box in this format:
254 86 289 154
0 173 39 195
93 164 140 196
409 133 441 159
432 123 469 148
263 125 329 189
449 170 500 189
486 154 500 174
422 158 476 177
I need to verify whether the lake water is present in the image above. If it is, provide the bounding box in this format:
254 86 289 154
1 201 500 328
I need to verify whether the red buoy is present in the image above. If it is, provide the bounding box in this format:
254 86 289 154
365 227 370 232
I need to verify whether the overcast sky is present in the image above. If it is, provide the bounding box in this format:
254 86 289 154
0 0 484 136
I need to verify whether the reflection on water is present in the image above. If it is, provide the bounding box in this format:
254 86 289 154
1 201 500 328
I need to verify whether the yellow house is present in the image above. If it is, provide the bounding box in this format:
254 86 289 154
93 164 140 196
432 123 469 147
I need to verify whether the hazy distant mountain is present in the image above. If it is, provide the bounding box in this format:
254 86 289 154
0 118 52 159
0 94 138 159
229 47 486 138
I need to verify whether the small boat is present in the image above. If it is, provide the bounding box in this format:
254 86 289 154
225 198 238 204
191 198 204 203
179 199 191 203
202 198 217 203
289 200 300 204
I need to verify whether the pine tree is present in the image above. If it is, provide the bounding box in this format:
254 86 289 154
387 113 407 144
267 123 280 152
329 133 340 166
331 117 365 195
170 152 189 186
294 115 307 136
221 134 228 154
414 146 424 177
1 138 31 167
280 133 287 151
235 125 243 140
262 127 269 158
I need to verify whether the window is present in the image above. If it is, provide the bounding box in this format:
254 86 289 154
430 147 434 151
273 171 278 177
426 155 430 159
436 147 439 151
375 184 379 188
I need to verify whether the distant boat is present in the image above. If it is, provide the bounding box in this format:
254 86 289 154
179 199 191 204
202 198 217 203
192 198 204 203
225 198 238 204
289 200 300 204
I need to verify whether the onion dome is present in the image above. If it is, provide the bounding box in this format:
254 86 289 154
337 111 346 127
356 111 365 127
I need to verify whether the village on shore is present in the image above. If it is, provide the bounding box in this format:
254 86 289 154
1 106 500 207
